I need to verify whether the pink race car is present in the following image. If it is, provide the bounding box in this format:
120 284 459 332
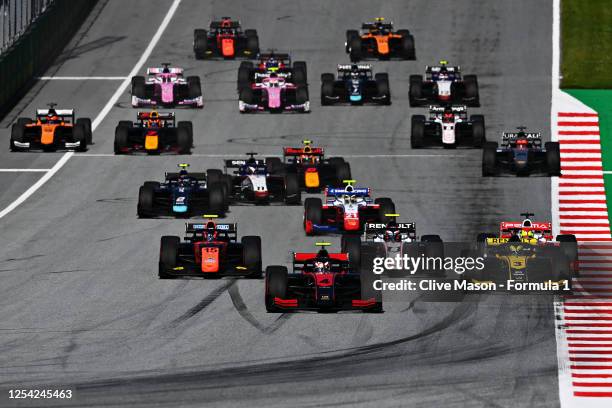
131 63 203 108
238 74 309 113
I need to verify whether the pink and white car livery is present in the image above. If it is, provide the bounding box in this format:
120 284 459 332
131 63 203 108
238 74 309 113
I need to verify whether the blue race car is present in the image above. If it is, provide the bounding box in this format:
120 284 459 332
320 64 390 106
137 164 228 217
482 127 561 177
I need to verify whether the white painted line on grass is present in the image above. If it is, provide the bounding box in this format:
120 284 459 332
0 0 183 221
37 76 128 80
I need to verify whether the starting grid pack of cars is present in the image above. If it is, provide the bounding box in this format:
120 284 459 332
8 17 576 312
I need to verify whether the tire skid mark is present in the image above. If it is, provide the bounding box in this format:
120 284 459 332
227 282 292 334
168 279 236 328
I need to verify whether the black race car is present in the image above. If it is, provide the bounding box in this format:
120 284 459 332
265 243 381 312
237 52 307 91
482 127 561 176
321 64 390 105
114 111 193 155
409 61 479 107
159 217 262 279
411 105 485 148
265 140 351 192
222 153 301 205
193 17 259 59
137 164 228 218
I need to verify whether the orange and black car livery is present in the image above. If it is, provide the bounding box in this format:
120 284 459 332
345 17 415 62
114 110 193 155
265 243 382 312
265 140 352 192
193 17 259 59
10 105 92 152
158 218 262 279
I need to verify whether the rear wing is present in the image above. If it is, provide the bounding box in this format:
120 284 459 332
326 187 370 197
147 67 183 75
165 172 206 181
36 109 74 117
137 111 175 120
429 105 466 113
292 252 351 272
337 63 371 73
224 159 266 168
500 221 552 232
258 52 291 62
283 146 324 156
426 65 460 73
364 222 416 239
361 22 394 30
501 132 542 147
185 222 238 241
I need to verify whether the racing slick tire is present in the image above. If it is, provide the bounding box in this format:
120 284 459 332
265 266 288 312
118 120 133 128
178 121 194 147
10 123 27 151
320 75 335 106
345 30 359 53
284 173 301 204
114 126 129 154
239 87 254 106
411 115 426 148
295 86 309 105
482 141 498 176
375 198 395 223
375 73 391 105
72 124 88 152
545 142 561 176
237 62 254 90
360 263 383 313
292 61 307 85
187 76 202 100
16 117 32 127
470 115 485 148
131 76 146 99
242 236 262 278
206 169 223 185
342 235 362 272
193 29 208 59
137 183 157 218
397 29 416 60
335 162 352 184
207 182 226 215
556 234 578 275
177 127 192 154
348 36 362 62
76 118 93 144
304 197 322 235
463 75 480 106
244 29 259 56
159 236 180 279
409 75 423 106
265 157 283 174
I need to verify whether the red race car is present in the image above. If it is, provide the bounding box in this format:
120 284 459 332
194 17 259 59
265 243 381 312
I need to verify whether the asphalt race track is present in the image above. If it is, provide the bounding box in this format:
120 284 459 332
0 1 557 407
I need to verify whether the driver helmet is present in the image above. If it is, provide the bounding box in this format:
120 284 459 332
205 221 217 242
443 108 454 123
351 70 359 79
247 166 256 175
314 260 330 272
520 230 534 240
265 58 279 71
148 111 161 128
162 65 171 73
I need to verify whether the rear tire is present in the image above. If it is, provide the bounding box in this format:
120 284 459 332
178 121 194 147
374 73 391 105
137 183 157 218
265 266 288 312
245 29 259 56
131 76 146 98
463 75 479 105
177 127 191 154
345 30 359 53
411 115 426 148
482 141 498 176
265 157 283 174
114 126 129 154
239 87 254 105
342 235 362 272
207 183 225 215
304 197 322 234
375 198 395 223
237 62 253 90
76 118 93 144
409 75 423 106
242 236 262 278
284 173 301 204
320 77 334 106
545 142 561 176
399 31 415 59
187 76 202 99
193 29 208 59
10 123 26 151
349 36 362 62
292 61 307 85
72 124 87 152
159 236 180 279
296 87 309 105
470 115 485 147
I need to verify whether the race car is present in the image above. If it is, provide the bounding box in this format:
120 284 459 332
222 153 301 205
345 17 415 61
482 127 560 176
238 74 309 113
265 242 382 312
131 63 203 108
158 216 262 279
137 164 228 218
114 110 193 155
411 105 485 148
10 104 92 152
303 180 396 235
237 52 307 91
265 140 352 192
409 61 479 107
320 64 391 106
193 17 259 59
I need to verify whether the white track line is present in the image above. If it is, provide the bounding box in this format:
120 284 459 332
0 0 183 221
0 169 51 172
37 76 127 80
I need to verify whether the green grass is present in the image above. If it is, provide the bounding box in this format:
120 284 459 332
561 0 612 88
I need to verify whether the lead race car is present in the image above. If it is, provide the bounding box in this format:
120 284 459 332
158 216 262 279
345 17 415 61
10 103 92 152
265 140 351 192
114 110 193 155
222 153 301 205
482 127 561 176
238 73 309 113
409 60 480 107
137 164 227 218
303 180 396 235
131 63 203 108
411 105 485 148
193 17 259 59
265 242 382 312
320 64 391 105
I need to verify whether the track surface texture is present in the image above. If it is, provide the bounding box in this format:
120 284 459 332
0 1 556 407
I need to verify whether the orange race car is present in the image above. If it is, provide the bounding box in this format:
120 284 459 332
345 17 415 62
10 104 92 152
